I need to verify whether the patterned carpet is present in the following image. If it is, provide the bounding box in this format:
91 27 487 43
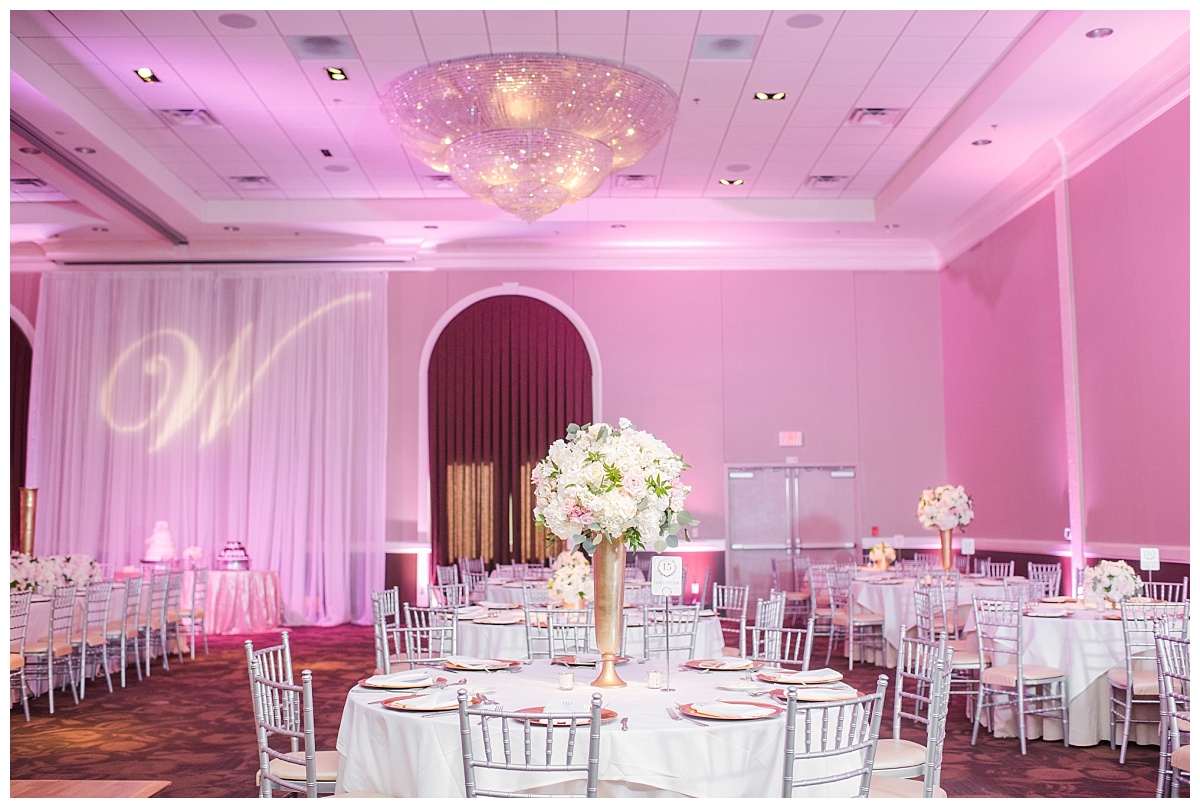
10 624 1169 798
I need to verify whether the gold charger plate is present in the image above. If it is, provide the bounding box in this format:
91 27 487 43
683 658 762 671
381 693 480 712
678 700 783 720
515 706 618 725
357 675 446 690
443 658 523 671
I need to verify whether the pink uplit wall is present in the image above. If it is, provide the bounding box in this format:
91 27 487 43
386 269 947 547
10 272 41 328
1068 99 1189 551
940 196 1070 540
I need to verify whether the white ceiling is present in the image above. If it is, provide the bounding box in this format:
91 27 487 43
8 9 1190 271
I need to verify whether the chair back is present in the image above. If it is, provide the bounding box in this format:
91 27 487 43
644 603 701 658
494 564 517 580
524 606 554 659
82 579 114 640
435 564 459 586
695 567 712 611
1119 601 1189 680
982 560 1014 578
521 580 554 608
782 674 888 797
634 555 653 579
712 583 749 619
971 597 1024 673
747 615 815 669
1027 563 1062 598
1003 579 1044 608
953 555 972 573
49 585 80 649
144 571 170 629
973 556 992 575
1143 578 1189 603
429 583 468 608
464 570 487 600
547 609 597 657
457 690 604 797
755 592 787 631
917 577 961 642
1154 631 1190 760
890 629 946 738
10 590 34 655
246 631 295 687
245 643 317 799
371 588 402 673
623 581 654 606
401 603 458 662
914 654 954 795
165 571 183 620
119 575 144 638
520 562 550 580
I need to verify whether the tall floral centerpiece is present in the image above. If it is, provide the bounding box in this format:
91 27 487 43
547 550 594 609
533 418 694 687
917 485 974 571
1082 560 1142 608
868 542 896 572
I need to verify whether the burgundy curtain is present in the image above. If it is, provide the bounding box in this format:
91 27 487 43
11 320 33 553
429 296 592 569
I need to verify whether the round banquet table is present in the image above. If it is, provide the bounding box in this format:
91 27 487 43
983 608 1158 747
456 611 725 660
335 660 865 798
180 569 282 635
484 569 646 605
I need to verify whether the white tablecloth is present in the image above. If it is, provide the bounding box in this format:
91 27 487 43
483 570 646 605
335 660 864 798
181 569 281 635
457 613 725 661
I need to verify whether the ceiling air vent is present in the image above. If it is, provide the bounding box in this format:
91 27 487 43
425 174 458 189
806 175 849 190
846 107 907 127
228 175 273 187
613 174 657 189
11 178 48 188
285 35 359 61
157 108 220 128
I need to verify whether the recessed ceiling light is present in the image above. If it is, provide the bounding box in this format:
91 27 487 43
725 163 751 173
74 147 96 154
326 67 348 81
18 147 40 155
972 139 993 146
718 178 745 186
753 91 787 101
1085 27 1114 39
218 12 257 29
134 67 160 83
92 226 109 232
610 224 626 229
223 225 240 232
786 13 824 29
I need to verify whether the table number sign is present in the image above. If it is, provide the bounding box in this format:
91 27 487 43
651 557 683 596
960 538 975 556
1139 547 1160 572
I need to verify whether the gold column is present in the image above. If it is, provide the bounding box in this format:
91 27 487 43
19 488 38 557
589 537 627 688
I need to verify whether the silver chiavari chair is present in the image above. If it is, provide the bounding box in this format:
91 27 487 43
105 575 143 686
1154 628 1190 798
74 579 114 698
10 590 34 721
24 585 81 714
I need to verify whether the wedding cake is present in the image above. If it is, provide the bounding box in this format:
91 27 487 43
217 540 251 571
142 521 177 563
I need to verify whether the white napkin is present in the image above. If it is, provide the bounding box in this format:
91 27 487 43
789 686 858 702
478 601 517 609
457 606 488 619
365 670 434 687
569 653 603 664
447 656 506 669
475 614 522 624
399 691 461 710
707 656 752 670
767 667 841 684
691 701 774 719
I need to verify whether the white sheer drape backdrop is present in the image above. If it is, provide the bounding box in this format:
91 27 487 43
27 270 386 626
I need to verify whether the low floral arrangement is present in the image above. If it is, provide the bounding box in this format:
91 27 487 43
546 550 593 605
1082 559 1142 606
10 552 104 592
868 542 896 567
532 418 695 554
181 546 203 567
917 485 974 531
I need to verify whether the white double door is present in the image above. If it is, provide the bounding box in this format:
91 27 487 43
725 466 858 603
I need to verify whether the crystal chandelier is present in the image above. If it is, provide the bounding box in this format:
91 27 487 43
381 53 679 223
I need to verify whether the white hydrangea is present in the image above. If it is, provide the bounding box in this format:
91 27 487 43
547 551 594 603
10 552 103 592
532 418 695 553
916 485 974 531
1082 560 1142 606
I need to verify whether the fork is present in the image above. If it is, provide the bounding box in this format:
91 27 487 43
665 706 707 727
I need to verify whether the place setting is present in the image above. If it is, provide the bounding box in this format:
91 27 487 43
681 656 761 672
552 653 630 668
442 656 524 673
514 696 619 726
356 670 451 690
673 700 784 721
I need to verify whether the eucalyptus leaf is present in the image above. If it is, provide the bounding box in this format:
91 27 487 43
654 540 667 552
666 535 679 548
677 510 693 525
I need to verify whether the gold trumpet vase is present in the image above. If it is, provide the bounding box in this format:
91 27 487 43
939 528 953 571
590 537 627 688
19 487 38 557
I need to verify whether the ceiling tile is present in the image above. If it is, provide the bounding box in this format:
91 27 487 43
11 11 73 37
556 11 628 35
127 127 182 147
884 127 935 146
195 11 279 38
218 35 299 64
869 61 940 87
267 11 348 35
829 126 890 146
884 36 962 64
483 10 557 34
904 10 986 38
855 85 922 108
781 106 850 127
50 62 112 89
52 11 142 37
971 10 1042 38
777 126 835 146
340 11 418 36
819 143 879 162
628 10 699 36
914 86 966 109
489 33 558 53
669 125 729 145
947 37 1018 66
696 10 771 35
558 34 625 62
632 60 687 92
819 36 894 64
349 35 426 64
102 107 169 128
412 11 486 35
148 36 229 65
807 60 878 87
796 84 860 107
21 35 105 65
835 10 913 37
364 61 432 93
81 84 142 111
744 60 816 88
126 11 209 37
244 64 323 107
930 61 994 89
421 34 491 63
625 34 695 63
895 108 951 128
79 36 164 65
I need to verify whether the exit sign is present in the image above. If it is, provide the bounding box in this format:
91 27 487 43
779 431 803 447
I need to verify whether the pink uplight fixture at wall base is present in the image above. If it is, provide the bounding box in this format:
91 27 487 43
380 53 679 223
